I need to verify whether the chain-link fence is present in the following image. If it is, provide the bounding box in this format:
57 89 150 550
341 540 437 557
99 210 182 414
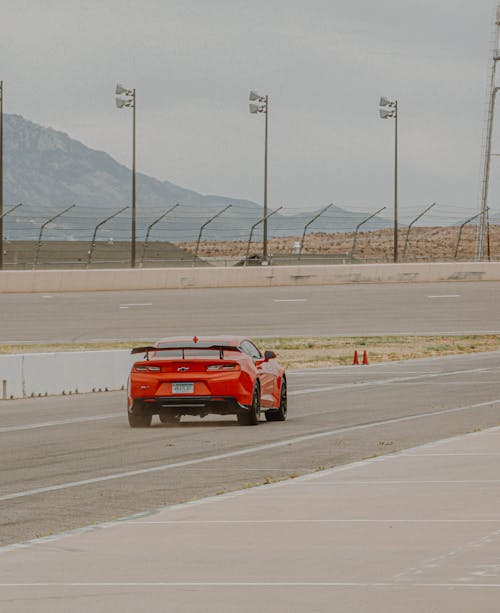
1 202 498 268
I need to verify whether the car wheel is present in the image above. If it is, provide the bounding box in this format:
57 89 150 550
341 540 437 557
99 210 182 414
237 384 260 426
265 379 287 422
128 401 152 428
159 413 181 425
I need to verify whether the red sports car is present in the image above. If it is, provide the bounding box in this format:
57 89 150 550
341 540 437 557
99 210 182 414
127 336 287 427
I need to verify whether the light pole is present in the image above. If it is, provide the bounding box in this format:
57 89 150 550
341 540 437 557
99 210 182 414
379 96 398 263
249 90 269 263
0 81 3 270
115 83 136 268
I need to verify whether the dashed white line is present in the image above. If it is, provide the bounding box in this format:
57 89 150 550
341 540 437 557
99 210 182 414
119 303 153 309
427 294 461 298
273 299 308 302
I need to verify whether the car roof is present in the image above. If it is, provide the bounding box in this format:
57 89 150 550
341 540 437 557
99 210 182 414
155 335 250 347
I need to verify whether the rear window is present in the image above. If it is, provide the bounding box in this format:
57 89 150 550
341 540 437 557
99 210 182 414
153 349 221 359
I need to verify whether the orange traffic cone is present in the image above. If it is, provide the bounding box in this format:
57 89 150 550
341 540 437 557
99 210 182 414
353 350 359 365
362 350 369 365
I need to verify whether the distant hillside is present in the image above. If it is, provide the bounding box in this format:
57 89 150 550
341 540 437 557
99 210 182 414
3 113 394 241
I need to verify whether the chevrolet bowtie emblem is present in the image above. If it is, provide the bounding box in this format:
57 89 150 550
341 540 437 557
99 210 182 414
177 367 189 372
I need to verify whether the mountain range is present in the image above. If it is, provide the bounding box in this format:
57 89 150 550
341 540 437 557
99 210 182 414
2 113 492 242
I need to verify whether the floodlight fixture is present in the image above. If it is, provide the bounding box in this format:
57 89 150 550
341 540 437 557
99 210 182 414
115 83 130 95
249 90 261 101
379 96 390 107
249 103 260 114
379 109 393 119
115 97 128 108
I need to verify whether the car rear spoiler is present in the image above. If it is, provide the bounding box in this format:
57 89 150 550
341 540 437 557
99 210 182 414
131 346 157 357
131 344 241 360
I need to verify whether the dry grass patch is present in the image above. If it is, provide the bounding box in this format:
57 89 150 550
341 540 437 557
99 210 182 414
253 335 500 369
1 335 499 369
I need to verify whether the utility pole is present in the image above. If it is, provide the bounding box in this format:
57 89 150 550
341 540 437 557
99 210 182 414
477 5 500 260
379 96 399 262
115 83 137 267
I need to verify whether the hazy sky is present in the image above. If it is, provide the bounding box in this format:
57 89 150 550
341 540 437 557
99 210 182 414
0 0 498 219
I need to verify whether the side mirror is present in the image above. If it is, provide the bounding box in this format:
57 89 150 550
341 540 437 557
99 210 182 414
264 350 276 361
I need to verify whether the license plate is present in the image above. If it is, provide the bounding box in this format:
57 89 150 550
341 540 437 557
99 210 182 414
172 382 194 394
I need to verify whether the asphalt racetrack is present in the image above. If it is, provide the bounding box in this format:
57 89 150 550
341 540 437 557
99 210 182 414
1 281 499 344
1 351 500 547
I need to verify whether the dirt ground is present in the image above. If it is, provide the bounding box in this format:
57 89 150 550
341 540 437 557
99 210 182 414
178 225 500 261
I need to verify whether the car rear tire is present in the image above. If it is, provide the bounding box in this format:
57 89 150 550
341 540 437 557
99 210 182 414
265 379 287 422
128 401 152 428
237 384 260 426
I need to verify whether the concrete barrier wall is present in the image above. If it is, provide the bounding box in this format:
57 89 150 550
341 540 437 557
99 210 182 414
0 350 136 400
0 262 499 294
0 355 24 399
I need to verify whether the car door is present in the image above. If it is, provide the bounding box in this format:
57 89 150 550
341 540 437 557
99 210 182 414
242 340 276 407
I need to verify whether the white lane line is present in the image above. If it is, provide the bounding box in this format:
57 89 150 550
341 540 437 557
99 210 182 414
289 367 491 396
427 294 461 298
1 398 498 503
1 425 499 554
274 298 308 303
0 414 121 433
400 453 500 457
41 295 53 299
0 581 499 588
119 303 152 307
130 518 500 524
1 366 494 433
298 480 500 485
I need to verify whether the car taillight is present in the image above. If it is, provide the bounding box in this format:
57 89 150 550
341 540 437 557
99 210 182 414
206 364 239 371
134 365 161 372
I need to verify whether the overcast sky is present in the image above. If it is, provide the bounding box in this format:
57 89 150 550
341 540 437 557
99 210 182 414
0 0 498 219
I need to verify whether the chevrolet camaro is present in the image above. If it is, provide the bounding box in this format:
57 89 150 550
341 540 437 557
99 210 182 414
127 336 287 427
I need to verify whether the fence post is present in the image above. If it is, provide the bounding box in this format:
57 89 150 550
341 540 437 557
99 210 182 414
193 205 232 266
350 206 386 260
245 206 283 265
455 209 485 260
0 202 22 221
298 203 334 260
33 204 76 269
141 203 180 267
86 206 128 269
402 202 436 261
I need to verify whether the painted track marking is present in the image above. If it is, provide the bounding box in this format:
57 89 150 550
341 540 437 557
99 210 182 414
0 366 494 433
273 299 308 303
0 413 121 433
0 581 499 588
0 398 498 502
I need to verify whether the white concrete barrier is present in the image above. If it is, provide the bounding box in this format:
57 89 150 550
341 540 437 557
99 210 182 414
0 350 136 400
0 262 499 294
0 354 24 399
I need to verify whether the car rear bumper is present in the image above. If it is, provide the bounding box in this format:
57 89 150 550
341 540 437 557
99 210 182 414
134 396 250 417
